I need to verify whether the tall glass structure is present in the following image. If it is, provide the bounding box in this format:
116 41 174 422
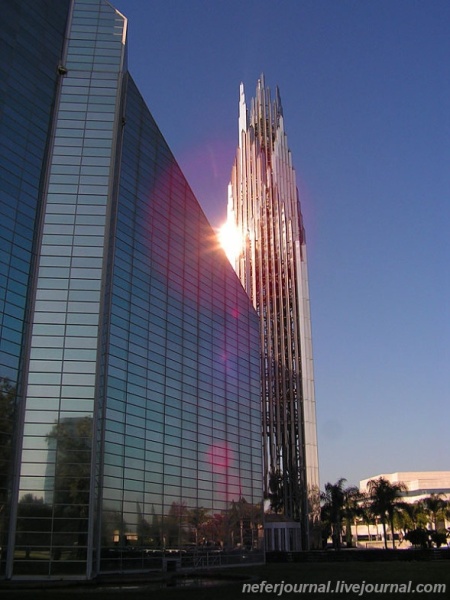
0 0 262 579
227 76 320 550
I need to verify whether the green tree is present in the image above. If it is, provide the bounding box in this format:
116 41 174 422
404 527 429 549
358 492 376 542
342 486 362 547
320 478 347 549
367 477 407 549
430 530 447 548
397 500 427 534
308 484 322 549
423 494 447 530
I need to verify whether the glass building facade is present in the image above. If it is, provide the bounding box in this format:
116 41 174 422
227 76 320 550
1 0 262 579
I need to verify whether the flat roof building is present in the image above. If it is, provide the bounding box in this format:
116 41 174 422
360 472 450 502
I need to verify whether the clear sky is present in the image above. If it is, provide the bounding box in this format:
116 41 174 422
112 0 449 488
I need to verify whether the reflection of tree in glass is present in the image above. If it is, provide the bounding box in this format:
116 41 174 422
163 501 189 548
228 497 262 549
201 512 226 546
188 507 209 546
267 466 306 522
267 468 284 514
0 377 16 556
136 502 153 546
16 494 52 555
101 509 127 547
128 498 263 552
194 499 262 550
46 416 93 558
47 416 92 506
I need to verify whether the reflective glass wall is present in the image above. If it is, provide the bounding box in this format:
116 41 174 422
3 0 263 579
9 0 127 577
0 0 71 576
97 77 263 572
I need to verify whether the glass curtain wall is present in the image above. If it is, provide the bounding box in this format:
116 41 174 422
8 0 127 577
4 0 263 579
97 75 263 572
0 0 71 577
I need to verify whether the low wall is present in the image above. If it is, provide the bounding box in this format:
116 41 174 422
266 548 450 563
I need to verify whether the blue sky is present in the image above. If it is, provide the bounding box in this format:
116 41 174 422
113 0 449 488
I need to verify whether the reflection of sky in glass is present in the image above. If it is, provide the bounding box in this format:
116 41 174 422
18 409 94 499
11 1 127 576
206 442 234 473
100 74 262 541
5 0 263 576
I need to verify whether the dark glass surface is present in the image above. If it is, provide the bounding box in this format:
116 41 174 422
3 0 262 579
96 75 262 571
0 0 71 577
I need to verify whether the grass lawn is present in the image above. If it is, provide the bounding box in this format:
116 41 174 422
1 561 449 599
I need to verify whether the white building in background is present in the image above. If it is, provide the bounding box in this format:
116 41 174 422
360 471 450 502
354 471 450 547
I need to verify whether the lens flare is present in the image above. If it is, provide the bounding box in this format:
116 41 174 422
206 442 234 473
218 219 242 264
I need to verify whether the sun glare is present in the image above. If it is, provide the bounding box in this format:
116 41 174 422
219 220 242 265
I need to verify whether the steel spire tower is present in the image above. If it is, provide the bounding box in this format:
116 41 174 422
227 75 320 550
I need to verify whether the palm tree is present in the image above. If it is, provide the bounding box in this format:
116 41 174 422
359 493 375 542
398 500 427 533
321 478 347 549
367 477 407 549
423 494 447 531
342 486 361 547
